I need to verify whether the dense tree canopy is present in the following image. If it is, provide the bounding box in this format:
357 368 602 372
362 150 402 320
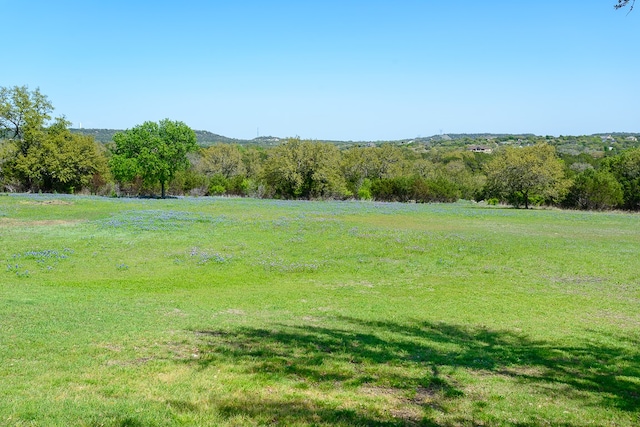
0 86 108 193
5 86 640 210
484 144 569 209
198 144 246 179
110 119 198 198
8 118 109 193
262 138 347 199
0 86 53 144
564 168 623 210
602 148 640 210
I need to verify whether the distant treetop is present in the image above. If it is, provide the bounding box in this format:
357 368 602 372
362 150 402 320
615 0 635 11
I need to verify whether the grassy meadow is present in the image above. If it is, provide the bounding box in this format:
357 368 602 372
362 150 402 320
0 194 638 426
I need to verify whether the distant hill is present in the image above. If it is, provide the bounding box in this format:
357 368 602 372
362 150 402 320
70 128 354 147
69 128 640 154
70 128 119 143
70 128 540 147
70 128 250 146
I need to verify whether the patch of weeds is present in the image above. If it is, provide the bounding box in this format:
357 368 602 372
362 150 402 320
21 248 73 261
172 247 231 266
189 247 229 265
5 248 73 275
116 263 130 271
6 263 30 277
6 263 20 273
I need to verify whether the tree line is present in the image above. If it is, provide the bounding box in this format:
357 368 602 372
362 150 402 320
1 86 639 211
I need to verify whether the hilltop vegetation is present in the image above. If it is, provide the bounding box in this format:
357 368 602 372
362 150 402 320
71 128 246 146
2 86 640 211
70 127 640 154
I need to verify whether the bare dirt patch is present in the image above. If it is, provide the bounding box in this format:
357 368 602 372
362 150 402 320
19 200 74 206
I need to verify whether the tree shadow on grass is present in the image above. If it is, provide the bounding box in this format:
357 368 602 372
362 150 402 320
189 317 639 426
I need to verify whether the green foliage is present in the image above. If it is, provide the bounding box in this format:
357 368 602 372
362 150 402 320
241 147 266 179
560 152 601 176
208 184 226 195
0 141 16 190
110 119 198 198
0 86 53 145
226 175 249 196
341 146 380 195
371 175 460 203
167 168 208 196
262 138 347 199
1 115 109 193
374 144 409 178
208 173 229 195
198 144 246 179
0 87 111 194
371 176 413 202
564 168 623 210
484 143 570 208
3 85 638 210
193 144 252 196
602 148 640 210
356 178 372 200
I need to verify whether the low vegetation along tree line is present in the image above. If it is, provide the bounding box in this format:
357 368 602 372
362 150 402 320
1 86 639 210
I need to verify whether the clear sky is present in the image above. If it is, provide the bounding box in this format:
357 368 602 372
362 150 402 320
2 1 639 140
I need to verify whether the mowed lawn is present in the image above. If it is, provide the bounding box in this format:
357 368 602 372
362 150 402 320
0 194 638 426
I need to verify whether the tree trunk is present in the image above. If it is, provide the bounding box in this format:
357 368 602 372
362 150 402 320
161 181 166 198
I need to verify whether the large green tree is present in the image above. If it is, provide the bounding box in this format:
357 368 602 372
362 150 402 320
564 168 623 210
7 118 110 193
0 86 108 192
110 119 197 198
198 144 246 179
602 148 640 210
262 138 347 199
341 146 381 196
0 86 53 145
484 144 569 209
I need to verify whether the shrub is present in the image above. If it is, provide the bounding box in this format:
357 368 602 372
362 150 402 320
357 178 373 200
208 174 229 196
564 169 623 210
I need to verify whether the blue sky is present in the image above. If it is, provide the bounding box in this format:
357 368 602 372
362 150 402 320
2 1 639 140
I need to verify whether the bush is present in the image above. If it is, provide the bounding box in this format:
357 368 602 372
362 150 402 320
564 169 623 210
371 177 412 202
208 174 229 196
357 178 373 200
209 185 226 196
226 175 249 196
371 176 460 203
420 177 460 203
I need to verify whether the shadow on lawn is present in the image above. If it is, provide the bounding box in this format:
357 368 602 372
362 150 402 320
190 317 639 426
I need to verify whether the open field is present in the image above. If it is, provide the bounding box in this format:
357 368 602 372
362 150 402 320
1 194 639 426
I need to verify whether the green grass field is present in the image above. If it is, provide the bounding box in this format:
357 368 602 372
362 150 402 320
1 194 638 426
